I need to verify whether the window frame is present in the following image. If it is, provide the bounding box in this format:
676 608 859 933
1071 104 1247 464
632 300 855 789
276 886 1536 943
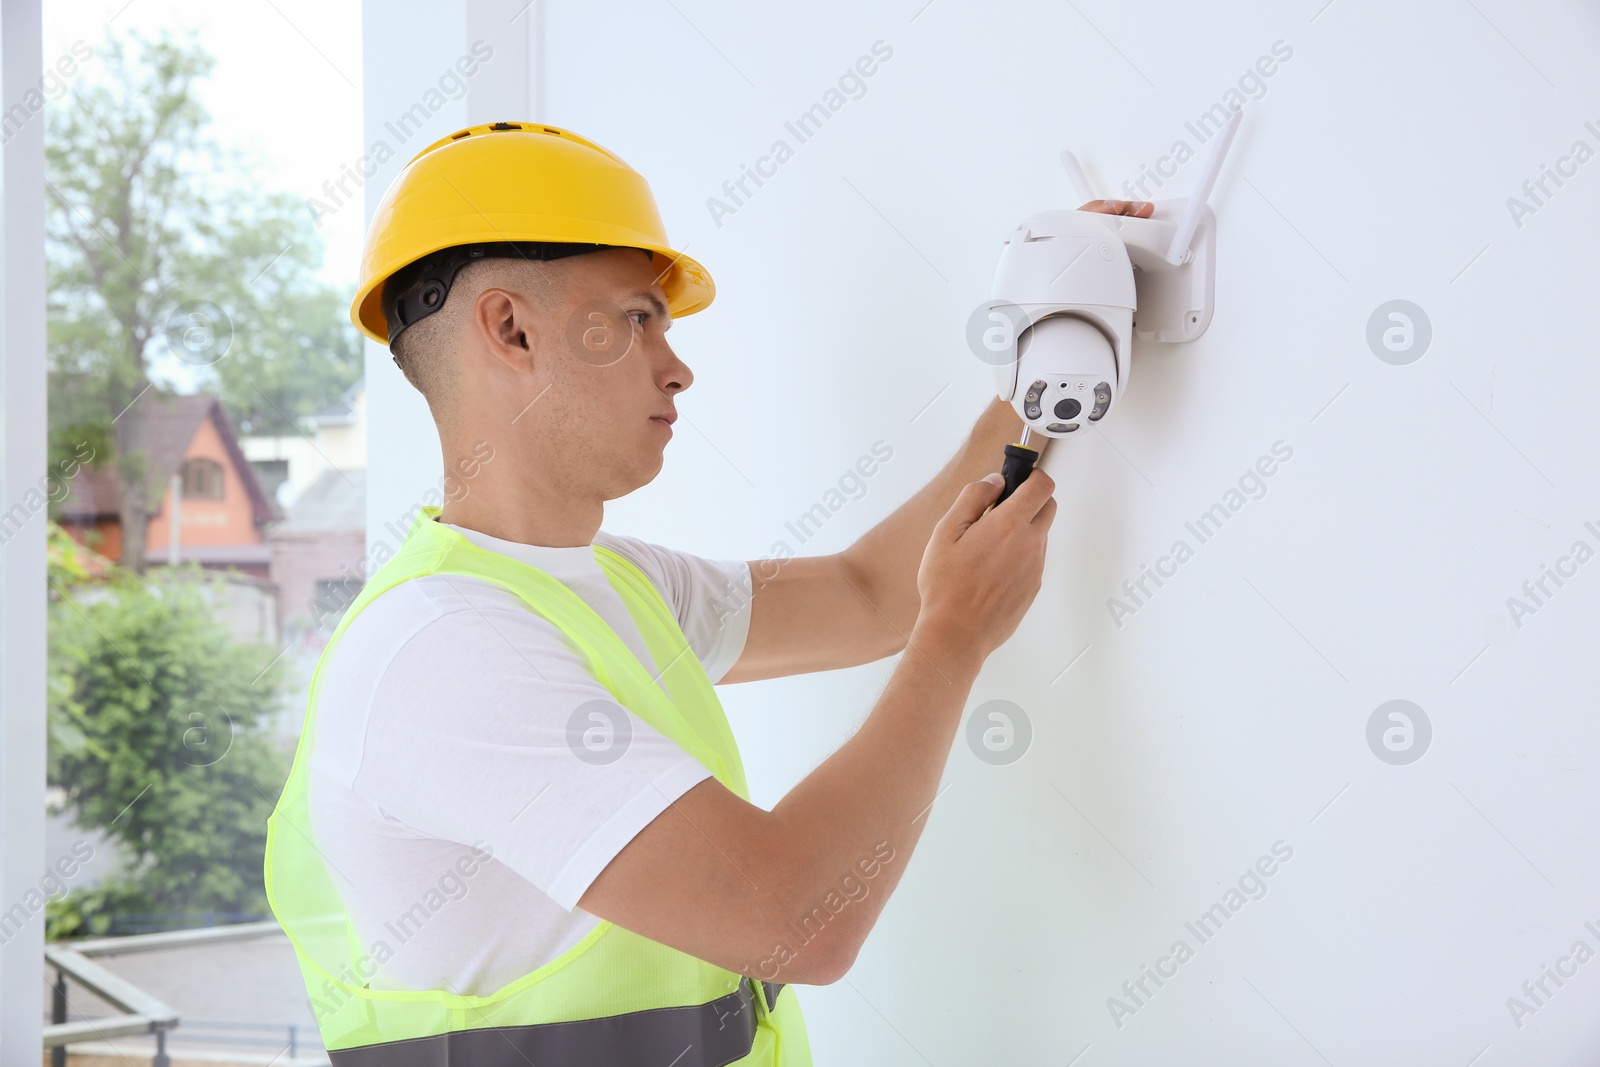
179 457 225 502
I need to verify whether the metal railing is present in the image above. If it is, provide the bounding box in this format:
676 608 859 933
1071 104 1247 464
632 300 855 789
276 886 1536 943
43 920 321 1066
94 911 273 937
156 1018 310 1060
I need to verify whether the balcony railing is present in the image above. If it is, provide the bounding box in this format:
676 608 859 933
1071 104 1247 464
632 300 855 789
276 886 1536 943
43 920 325 1066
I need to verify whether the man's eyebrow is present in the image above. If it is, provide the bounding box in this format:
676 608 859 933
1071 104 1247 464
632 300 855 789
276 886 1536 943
623 289 670 320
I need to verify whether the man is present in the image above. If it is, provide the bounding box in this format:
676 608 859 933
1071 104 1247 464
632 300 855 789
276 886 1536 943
265 121 1151 1065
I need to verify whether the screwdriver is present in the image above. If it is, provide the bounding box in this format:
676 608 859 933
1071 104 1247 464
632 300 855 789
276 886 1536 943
993 426 1039 508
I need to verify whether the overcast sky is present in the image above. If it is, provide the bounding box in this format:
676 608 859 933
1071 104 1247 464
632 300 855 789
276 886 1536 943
44 0 365 289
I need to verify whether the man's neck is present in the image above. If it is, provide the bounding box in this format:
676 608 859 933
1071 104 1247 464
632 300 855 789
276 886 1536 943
437 443 602 548
439 493 603 548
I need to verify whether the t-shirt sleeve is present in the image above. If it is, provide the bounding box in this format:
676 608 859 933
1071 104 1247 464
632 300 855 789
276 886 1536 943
349 580 714 911
597 532 754 684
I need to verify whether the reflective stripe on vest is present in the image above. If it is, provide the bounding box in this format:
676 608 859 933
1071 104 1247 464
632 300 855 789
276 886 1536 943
263 507 812 1066
327 981 788 1067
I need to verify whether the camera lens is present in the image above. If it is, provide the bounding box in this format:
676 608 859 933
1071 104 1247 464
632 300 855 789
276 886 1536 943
1053 398 1081 420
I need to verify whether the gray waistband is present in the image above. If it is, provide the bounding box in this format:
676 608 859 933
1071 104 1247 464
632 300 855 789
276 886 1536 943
329 979 788 1067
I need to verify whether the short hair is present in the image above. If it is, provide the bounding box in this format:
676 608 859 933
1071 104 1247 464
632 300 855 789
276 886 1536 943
389 256 572 417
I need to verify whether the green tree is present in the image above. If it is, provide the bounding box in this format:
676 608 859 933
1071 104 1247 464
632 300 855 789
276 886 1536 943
46 30 361 569
46 540 290 936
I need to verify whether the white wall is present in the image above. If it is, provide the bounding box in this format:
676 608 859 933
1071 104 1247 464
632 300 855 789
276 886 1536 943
369 1 1600 1061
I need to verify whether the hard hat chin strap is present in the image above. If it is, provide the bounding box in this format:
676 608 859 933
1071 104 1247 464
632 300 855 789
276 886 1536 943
384 240 643 355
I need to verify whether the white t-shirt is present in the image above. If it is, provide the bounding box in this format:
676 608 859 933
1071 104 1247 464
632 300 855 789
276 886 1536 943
305 518 753 996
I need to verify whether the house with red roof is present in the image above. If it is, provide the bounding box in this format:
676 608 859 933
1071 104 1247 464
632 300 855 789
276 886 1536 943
57 393 283 580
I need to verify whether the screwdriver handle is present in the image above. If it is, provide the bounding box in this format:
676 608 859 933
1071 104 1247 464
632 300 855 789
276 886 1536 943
993 442 1038 508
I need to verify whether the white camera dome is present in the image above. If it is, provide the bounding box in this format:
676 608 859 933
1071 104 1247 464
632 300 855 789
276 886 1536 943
1012 315 1120 435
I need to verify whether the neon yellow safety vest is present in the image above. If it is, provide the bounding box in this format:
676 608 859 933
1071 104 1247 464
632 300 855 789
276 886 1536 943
264 506 812 1065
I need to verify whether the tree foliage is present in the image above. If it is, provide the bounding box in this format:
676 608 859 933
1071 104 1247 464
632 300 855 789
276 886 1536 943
46 542 290 936
46 30 361 565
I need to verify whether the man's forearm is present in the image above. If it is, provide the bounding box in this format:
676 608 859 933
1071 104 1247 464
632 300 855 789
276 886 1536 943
842 395 1025 638
589 620 987 987
762 619 984 981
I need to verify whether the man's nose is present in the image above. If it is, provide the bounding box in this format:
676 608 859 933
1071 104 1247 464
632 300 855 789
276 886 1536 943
658 342 692 392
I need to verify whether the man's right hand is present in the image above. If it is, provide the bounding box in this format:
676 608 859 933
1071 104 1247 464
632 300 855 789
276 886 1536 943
912 466 1056 664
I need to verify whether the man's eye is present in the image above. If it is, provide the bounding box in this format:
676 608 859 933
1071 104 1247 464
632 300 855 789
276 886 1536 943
627 311 648 326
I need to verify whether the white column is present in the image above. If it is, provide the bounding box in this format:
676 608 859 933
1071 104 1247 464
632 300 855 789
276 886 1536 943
0 0 48 1059
360 0 539 564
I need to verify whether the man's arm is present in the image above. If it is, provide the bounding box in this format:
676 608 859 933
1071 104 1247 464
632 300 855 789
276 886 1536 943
721 199 1151 684
580 467 1056 984
719 395 1023 683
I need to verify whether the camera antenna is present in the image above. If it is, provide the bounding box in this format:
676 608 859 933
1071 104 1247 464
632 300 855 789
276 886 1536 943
1165 106 1241 266
1058 150 1098 206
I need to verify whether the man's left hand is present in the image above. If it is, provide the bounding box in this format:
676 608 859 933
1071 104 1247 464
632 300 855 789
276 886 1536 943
1077 199 1155 218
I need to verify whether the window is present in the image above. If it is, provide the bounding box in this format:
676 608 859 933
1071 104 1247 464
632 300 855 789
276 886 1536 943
29 4 364 1061
180 458 225 501
250 458 291 504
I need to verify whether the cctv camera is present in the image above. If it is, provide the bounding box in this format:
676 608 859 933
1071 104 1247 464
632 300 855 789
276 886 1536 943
987 107 1240 440
988 208 1135 438
1012 315 1120 434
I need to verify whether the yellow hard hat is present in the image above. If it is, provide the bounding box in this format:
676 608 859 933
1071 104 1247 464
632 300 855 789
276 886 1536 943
351 121 713 346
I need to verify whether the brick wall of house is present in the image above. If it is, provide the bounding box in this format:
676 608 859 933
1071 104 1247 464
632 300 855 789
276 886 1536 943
270 529 367 634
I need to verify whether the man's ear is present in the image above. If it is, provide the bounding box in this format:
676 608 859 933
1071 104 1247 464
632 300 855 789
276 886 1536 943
473 287 536 372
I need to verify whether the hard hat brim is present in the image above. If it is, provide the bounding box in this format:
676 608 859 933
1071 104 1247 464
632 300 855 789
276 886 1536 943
352 227 712 346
